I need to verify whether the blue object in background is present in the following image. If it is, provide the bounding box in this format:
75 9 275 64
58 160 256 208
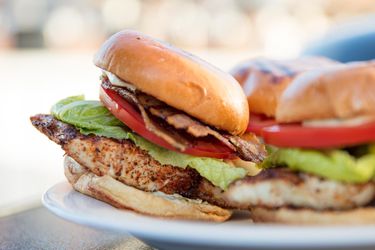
302 15 375 62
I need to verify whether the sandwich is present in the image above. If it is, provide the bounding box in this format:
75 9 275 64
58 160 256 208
230 57 338 117
230 58 375 224
30 30 266 221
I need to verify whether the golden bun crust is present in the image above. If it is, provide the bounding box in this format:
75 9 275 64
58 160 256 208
231 57 338 117
251 207 375 225
64 156 232 222
276 61 375 122
94 30 248 135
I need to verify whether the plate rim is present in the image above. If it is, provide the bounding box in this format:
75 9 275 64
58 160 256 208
42 181 375 248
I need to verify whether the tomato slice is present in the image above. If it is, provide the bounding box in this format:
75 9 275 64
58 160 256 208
262 123 375 148
246 112 375 148
99 87 235 158
246 113 278 135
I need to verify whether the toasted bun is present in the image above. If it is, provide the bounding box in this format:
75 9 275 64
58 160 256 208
251 207 375 225
276 61 375 122
231 57 338 117
94 30 248 135
64 156 231 222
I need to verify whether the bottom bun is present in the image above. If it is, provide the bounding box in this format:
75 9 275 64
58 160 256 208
251 207 375 225
64 156 231 222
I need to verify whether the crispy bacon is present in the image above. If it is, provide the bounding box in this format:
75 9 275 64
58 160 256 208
102 80 189 151
148 106 266 161
148 106 236 151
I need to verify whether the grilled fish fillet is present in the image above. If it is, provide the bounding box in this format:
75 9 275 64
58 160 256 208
31 114 220 197
30 114 375 210
226 168 375 210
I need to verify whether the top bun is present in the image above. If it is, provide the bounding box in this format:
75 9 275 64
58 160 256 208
276 61 375 122
94 30 248 135
231 57 338 117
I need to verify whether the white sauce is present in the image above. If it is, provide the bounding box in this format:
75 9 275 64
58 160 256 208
225 158 261 176
103 71 136 91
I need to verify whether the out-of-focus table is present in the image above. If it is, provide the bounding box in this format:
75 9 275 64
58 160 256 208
0 206 153 250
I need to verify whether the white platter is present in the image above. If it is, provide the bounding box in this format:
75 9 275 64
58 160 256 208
42 182 375 250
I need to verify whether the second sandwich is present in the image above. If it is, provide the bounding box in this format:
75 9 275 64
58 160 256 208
231 58 375 224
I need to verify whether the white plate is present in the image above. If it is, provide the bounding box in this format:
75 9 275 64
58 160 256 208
43 182 375 250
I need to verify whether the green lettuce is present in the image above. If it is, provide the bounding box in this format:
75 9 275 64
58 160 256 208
51 95 128 139
262 148 375 183
51 96 246 189
132 137 247 189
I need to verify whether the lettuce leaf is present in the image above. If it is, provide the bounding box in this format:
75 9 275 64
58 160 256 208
51 96 128 139
51 96 246 189
262 148 375 183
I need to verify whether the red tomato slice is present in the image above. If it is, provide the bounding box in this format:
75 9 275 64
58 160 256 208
262 123 375 148
99 87 235 158
246 112 375 148
246 113 278 135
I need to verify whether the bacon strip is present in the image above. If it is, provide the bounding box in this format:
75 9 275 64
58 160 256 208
102 80 189 150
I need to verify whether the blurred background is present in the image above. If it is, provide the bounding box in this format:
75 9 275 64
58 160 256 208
2 0 375 56
1 0 375 214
